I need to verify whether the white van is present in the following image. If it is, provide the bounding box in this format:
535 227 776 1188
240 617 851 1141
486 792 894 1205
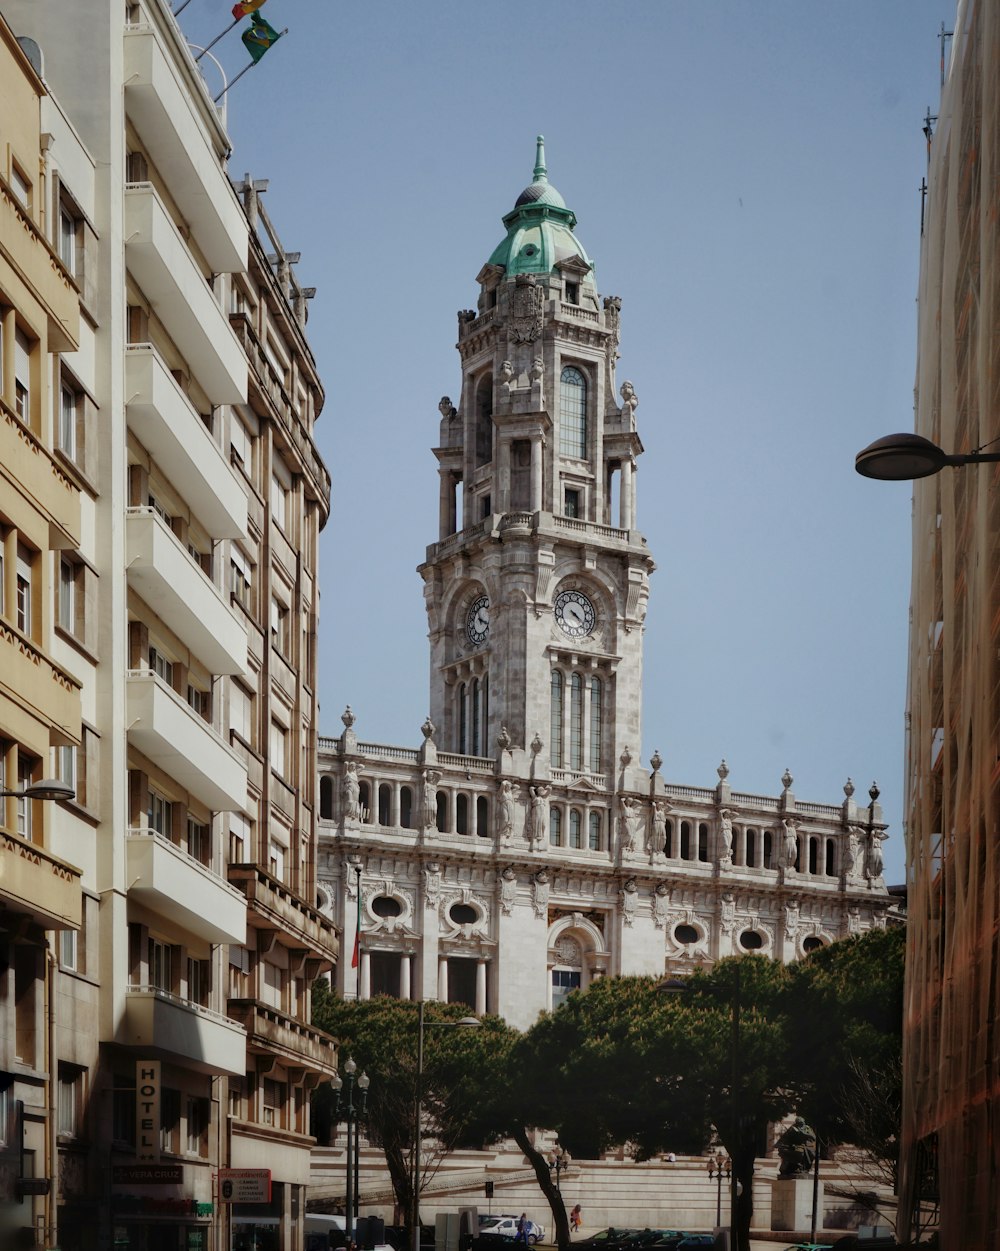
305 1213 347 1251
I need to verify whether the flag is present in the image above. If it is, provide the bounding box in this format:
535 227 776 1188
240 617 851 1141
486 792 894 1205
242 16 282 63
232 0 266 17
351 887 361 969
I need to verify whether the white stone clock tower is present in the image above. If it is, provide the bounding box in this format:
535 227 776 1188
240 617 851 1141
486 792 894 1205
419 137 655 779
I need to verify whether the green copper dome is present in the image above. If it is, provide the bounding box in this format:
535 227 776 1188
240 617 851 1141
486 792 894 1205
487 136 594 278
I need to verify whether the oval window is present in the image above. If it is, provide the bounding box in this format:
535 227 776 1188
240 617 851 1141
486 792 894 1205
449 903 478 925
372 896 402 919
739 930 764 950
802 936 824 953
674 924 699 945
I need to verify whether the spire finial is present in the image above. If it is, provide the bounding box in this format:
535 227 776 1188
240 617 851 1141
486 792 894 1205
533 134 547 183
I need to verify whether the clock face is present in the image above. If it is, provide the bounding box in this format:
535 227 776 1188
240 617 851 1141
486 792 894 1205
554 589 596 638
466 594 490 646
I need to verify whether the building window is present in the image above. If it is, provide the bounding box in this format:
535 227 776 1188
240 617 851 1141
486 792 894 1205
53 743 76 795
370 952 402 997
230 681 254 746
271 470 288 531
230 548 253 611
187 957 208 1006
186 1096 209 1156
261 959 283 1009
59 206 77 274
270 721 287 776
559 366 587 459
400 786 413 828
59 382 79 460
16 543 33 635
564 488 580 518
271 596 289 656
550 670 564 768
552 969 581 1010
147 790 172 838
458 682 467 754
160 1088 180 1155
471 678 482 756
268 839 286 881
59 927 79 972
378 783 390 826
589 678 603 772
14 330 31 422
475 373 493 466
456 793 469 835
476 795 489 838
565 281 579 306
10 164 31 209
262 1078 286 1128
588 811 601 851
16 756 34 840
549 807 562 847
187 684 209 721
230 416 253 476
149 646 173 687
58 1065 83 1137
570 674 583 770
148 937 173 992
569 809 582 849
58 557 77 634
187 818 210 866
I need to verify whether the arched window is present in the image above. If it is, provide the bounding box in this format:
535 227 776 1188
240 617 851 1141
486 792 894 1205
570 674 583 769
589 677 602 772
559 366 587 458
476 795 489 837
698 822 709 862
745 828 757 868
472 679 481 756
550 670 564 768
569 809 582 848
456 794 469 835
588 811 601 850
400 787 413 829
763 829 773 868
665 818 674 858
458 682 467 754
550 808 562 846
319 775 334 820
475 373 493 466
680 820 691 860
808 836 819 875
359 781 371 822
825 839 836 876
435 791 447 832
378 783 390 826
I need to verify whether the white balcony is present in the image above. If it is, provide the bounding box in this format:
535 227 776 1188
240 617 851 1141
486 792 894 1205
124 185 246 405
124 26 247 275
126 346 248 539
122 986 246 1076
126 508 247 675
126 828 246 946
126 669 246 812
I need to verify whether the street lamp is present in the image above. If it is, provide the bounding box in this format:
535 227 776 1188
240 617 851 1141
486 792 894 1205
548 1145 570 1195
660 966 743 1251
707 1151 731 1227
855 432 1000 480
411 1003 481 1251
331 1057 370 1240
0 778 75 802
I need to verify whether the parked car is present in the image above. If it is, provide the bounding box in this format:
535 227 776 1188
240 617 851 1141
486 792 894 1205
479 1216 546 1245
674 1239 717 1251
781 1244 835 1251
576 1230 675 1251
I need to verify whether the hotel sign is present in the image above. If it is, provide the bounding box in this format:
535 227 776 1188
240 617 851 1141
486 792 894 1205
136 1060 161 1163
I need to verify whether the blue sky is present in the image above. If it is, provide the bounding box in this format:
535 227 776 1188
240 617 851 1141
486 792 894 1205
179 0 956 885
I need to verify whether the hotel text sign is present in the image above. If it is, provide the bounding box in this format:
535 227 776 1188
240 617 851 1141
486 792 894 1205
136 1060 161 1163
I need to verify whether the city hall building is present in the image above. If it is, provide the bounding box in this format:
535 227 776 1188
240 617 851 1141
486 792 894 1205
317 140 891 1031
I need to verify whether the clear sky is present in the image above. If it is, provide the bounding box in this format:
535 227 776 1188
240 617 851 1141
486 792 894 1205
179 0 957 885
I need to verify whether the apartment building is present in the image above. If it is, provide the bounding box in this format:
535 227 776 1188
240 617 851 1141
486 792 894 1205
0 2 337 1249
897 0 1000 1245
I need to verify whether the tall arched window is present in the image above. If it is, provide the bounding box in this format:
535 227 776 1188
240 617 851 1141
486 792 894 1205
319 775 334 820
472 679 481 756
559 366 587 458
550 670 564 768
456 794 469 835
588 811 601 850
400 787 413 829
570 674 583 769
549 808 562 846
476 796 489 838
378 784 390 826
569 809 582 848
475 373 493 466
458 682 467 754
589 677 602 772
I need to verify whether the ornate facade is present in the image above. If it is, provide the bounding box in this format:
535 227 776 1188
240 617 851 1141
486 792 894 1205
318 139 889 1031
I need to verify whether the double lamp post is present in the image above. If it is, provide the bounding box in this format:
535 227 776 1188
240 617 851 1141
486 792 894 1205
331 1057 370 1240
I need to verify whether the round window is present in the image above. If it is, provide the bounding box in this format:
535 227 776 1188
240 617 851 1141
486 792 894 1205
674 924 699 945
372 896 402 919
739 930 764 950
802 935 824 953
449 903 478 926
523 243 537 256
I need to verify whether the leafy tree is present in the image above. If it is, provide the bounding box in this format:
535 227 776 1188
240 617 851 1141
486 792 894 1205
311 985 517 1223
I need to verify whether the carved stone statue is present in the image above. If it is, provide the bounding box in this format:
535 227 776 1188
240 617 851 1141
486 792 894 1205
497 779 515 845
528 785 550 847
499 865 517 915
847 826 865 879
776 1117 816 1178
530 356 544 384
653 880 670 928
620 379 639 425
499 360 514 398
532 867 550 916
867 828 887 883
719 809 734 864
438 396 457 421
651 800 668 856
423 770 440 831
621 877 638 926
781 819 798 871
423 861 441 908
619 796 641 853
342 760 363 821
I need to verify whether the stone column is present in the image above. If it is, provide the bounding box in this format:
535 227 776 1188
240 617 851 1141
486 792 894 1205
439 471 453 539
475 959 487 1015
437 955 449 1002
620 458 633 530
499 440 511 513
359 950 371 1000
400 954 411 1001
530 436 543 511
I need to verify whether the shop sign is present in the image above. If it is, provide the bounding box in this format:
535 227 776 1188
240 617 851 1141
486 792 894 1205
136 1061 161 1163
112 1164 183 1185
218 1168 271 1203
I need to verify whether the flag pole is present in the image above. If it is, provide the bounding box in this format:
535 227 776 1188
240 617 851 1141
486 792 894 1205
173 0 195 14
213 29 287 101
195 16 239 61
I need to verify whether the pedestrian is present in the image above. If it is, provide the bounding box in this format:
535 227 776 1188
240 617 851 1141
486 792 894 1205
515 1214 529 1244
570 1204 583 1234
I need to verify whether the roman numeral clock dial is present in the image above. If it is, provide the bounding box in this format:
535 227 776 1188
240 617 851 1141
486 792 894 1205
554 589 596 639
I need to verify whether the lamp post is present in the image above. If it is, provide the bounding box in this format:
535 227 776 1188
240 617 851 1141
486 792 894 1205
855 431 1000 480
660 965 743 1251
0 778 75 801
548 1145 570 1195
411 1003 482 1251
331 1057 370 1240
707 1152 731 1227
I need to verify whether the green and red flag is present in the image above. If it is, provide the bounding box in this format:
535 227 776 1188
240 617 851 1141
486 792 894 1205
232 0 266 16
351 886 361 969
242 15 283 63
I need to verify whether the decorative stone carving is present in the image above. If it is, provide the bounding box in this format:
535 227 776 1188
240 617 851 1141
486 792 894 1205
345 855 363 898
781 767 794 792
423 862 441 908
341 705 356 730
499 360 514 398
530 732 543 756
554 934 582 967
844 777 856 799
422 770 441 831
497 779 516 846
421 717 436 741
603 295 622 394
720 891 737 935
342 760 364 822
528 785 550 848
847 904 861 933
620 745 633 769
847 827 865 879
530 355 544 384
784 899 800 938
497 724 512 752
867 828 887 884
619 380 638 426
718 809 734 865
621 876 638 926
499 865 517 915
532 867 550 917
511 274 544 343
717 759 730 781
438 396 457 420
780 818 798 871
649 749 663 774
619 796 641 854
653 880 671 928
650 800 669 859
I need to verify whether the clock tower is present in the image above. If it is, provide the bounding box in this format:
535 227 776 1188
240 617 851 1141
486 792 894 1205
419 137 655 777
